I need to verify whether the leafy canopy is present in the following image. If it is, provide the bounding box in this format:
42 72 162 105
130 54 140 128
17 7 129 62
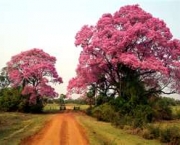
68 5 180 98
7 48 63 103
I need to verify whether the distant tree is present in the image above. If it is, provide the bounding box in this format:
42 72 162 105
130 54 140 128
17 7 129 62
68 5 180 102
0 67 10 89
60 94 66 99
7 48 63 107
59 94 66 104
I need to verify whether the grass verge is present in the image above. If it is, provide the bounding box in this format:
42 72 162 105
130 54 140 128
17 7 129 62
0 112 53 145
76 114 161 145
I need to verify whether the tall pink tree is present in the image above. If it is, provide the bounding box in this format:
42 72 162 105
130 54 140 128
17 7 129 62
68 5 180 99
7 48 63 103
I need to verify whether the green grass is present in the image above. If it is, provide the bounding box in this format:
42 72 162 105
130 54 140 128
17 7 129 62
43 103 60 113
43 103 89 112
0 112 53 145
66 103 89 110
153 119 180 129
76 114 161 145
79 104 89 110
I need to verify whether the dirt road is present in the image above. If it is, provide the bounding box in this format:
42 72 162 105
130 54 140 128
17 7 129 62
21 112 89 145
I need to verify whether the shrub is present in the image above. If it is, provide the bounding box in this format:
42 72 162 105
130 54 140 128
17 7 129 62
160 126 180 144
147 125 160 139
130 105 154 128
153 98 172 120
142 125 160 140
86 107 93 115
0 87 22 111
92 103 116 122
18 96 44 113
112 114 131 128
160 127 171 143
142 129 154 139
0 87 44 113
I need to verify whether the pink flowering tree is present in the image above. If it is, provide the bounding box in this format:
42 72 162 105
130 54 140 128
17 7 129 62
7 48 63 106
68 5 180 101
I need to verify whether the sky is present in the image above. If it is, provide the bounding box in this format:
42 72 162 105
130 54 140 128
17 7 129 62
0 0 180 98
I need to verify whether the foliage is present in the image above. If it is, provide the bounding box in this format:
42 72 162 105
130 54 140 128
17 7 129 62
7 48 63 104
109 96 154 127
175 100 180 105
160 97 176 106
142 125 160 139
63 98 86 105
59 94 66 104
86 85 96 108
65 4 180 132
91 96 173 128
152 97 172 120
160 126 180 144
0 67 10 90
113 105 154 128
68 4 180 112
77 113 161 145
96 93 115 106
142 124 180 144
0 87 22 111
91 103 116 122
0 87 44 113
67 3 179 131
131 105 154 127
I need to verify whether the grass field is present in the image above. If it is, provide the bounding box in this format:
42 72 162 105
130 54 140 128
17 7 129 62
43 103 60 112
76 114 161 145
0 112 53 145
43 103 89 112
65 103 89 110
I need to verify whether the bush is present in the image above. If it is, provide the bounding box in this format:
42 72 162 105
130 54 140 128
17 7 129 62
86 107 93 115
0 87 22 111
147 125 160 139
160 126 180 144
142 125 160 140
142 129 154 139
91 103 116 122
153 98 172 120
0 87 44 113
130 105 154 128
18 96 44 113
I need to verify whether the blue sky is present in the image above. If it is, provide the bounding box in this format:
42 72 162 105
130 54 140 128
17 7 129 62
0 0 179 98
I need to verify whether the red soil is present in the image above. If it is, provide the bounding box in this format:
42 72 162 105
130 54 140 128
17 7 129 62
21 112 89 145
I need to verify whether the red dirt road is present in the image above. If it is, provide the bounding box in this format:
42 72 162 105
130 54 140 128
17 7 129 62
21 112 89 145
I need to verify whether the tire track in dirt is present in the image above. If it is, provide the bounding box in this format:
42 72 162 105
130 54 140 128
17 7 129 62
21 112 89 145
60 119 68 145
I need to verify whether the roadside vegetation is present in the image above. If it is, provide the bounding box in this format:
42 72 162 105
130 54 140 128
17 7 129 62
0 112 53 145
77 113 161 145
85 97 180 144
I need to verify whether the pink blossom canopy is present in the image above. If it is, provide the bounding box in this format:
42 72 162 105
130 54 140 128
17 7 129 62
68 5 180 96
7 48 63 103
